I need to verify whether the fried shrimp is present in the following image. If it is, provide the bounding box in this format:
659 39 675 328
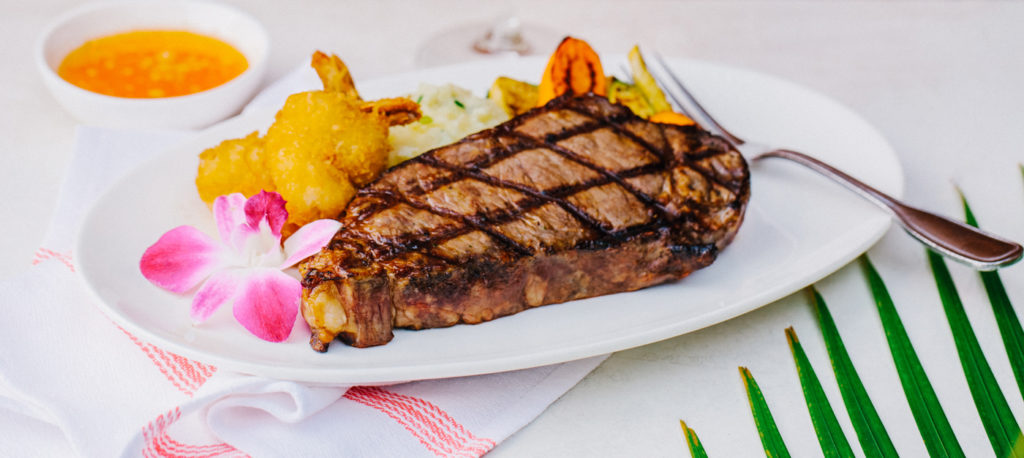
195 131 274 204
195 51 421 236
263 91 384 234
311 51 359 99
361 97 423 127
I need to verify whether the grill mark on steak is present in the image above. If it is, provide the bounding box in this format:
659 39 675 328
369 119 623 197
563 108 742 199
330 98 737 256
504 130 675 222
420 154 615 237
345 159 709 263
336 125 714 260
301 94 750 349
332 133 721 262
353 110 736 209
353 189 533 258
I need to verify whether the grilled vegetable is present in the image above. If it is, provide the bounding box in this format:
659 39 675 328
650 111 695 126
488 76 538 116
607 77 656 118
627 45 673 114
536 37 607 106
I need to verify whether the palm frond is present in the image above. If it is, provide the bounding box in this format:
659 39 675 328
786 327 855 457
740 366 791 458
861 256 965 457
927 250 1024 456
811 287 898 457
960 191 1024 402
680 420 709 458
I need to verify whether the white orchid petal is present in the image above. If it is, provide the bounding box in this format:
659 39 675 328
281 219 342 268
212 193 248 251
190 270 241 322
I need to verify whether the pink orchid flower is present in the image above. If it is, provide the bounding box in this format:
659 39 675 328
139 191 340 342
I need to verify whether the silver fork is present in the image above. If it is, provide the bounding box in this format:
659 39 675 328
639 55 1021 271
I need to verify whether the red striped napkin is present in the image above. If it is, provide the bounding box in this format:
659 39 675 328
0 67 606 457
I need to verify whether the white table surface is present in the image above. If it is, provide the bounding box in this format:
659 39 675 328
4 1 1024 456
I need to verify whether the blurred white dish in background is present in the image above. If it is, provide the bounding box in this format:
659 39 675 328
36 0 268 130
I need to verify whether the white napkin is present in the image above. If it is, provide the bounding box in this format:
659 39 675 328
0 66 606 457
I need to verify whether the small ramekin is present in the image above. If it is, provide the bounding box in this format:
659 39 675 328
36 0 269 130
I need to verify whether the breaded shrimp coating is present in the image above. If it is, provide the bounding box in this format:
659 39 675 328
195 51 420 236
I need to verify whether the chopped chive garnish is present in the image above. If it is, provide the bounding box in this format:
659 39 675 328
415 94 423 104
454 99 465 109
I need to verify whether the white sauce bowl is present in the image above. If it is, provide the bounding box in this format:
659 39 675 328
36 0 269 130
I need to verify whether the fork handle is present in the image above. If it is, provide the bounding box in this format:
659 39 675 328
756 149 1022 270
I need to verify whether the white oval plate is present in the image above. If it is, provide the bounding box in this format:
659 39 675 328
76 57 902 384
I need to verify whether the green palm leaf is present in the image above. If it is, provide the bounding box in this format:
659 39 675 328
810 287 898 457
961 191 1024 402
861 256 965 457
927 250 1024 456
740 366 791 458
680 420 709 458
786 327 855 457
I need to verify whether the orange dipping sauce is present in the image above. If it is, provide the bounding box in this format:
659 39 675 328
57 30 248 98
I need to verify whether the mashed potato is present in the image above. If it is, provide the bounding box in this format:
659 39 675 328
388 83 509 165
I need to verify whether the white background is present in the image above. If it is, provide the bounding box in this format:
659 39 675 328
3 1 1024 455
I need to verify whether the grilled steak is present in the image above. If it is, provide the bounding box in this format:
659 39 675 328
299 94 750 350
